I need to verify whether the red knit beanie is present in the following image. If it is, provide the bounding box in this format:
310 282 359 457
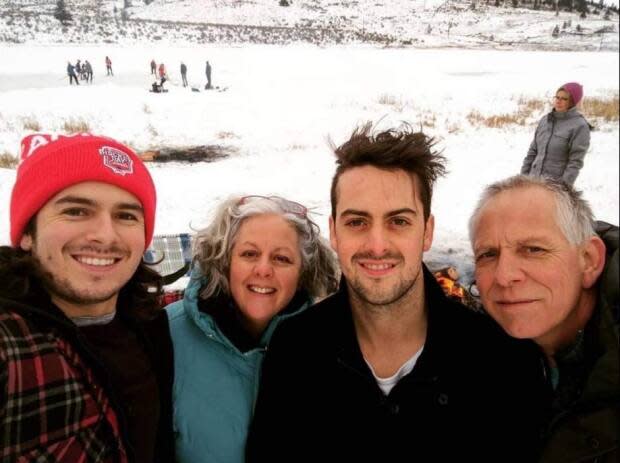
559 82 583 107
10 133 156 247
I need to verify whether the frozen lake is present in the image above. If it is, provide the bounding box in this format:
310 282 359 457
1 44 618 281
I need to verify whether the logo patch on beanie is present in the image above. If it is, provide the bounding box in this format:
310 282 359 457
99 146 134 176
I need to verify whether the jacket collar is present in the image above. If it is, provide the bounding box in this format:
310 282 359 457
326 264 456 384
0 280 77 331
551 106 580 120
181 266 311 352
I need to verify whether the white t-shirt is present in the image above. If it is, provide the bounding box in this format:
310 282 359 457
365 346 425 396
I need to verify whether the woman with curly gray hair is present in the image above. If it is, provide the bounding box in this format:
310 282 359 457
165 195 339 463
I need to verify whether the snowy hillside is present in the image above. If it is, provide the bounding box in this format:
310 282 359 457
0 0 618 50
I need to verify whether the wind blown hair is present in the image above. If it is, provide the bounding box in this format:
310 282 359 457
329 121 447 220
193 196 340 301
468 175 596 247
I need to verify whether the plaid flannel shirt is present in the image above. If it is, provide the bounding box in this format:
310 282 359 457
1 307 129 463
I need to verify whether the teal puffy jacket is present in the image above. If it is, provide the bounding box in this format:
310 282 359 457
166 271 310 463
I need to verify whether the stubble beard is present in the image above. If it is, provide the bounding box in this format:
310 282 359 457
347 269 421 310
43 272 118 306
34 255 121 306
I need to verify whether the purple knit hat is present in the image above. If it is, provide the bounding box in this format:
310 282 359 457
559 82 583 106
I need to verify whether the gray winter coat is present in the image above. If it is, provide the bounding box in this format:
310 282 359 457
521 107 591 185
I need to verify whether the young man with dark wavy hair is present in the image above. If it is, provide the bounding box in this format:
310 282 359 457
247 123 549 462
0 133 173 463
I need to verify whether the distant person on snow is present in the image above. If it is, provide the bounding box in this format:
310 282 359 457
151 59 157 75
75 60 82 79
67 61 79 85
105 55 113 76
205 60 212 89
158 63 167 87
180 62 188 88
84 60 93 84
521 82 591 186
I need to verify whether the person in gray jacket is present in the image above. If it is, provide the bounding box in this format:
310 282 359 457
521 82 591 185
166 195 339 463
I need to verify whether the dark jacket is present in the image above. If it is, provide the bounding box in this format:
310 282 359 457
247 266 548 462
521 107 591 185
0 290 174 463
539 221 619 463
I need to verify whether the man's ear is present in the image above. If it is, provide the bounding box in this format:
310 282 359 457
581 236 606 289
329 216 337 252
20 233 33 251
423 214 435 252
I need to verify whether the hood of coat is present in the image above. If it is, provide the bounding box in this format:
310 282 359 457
178 265 311 353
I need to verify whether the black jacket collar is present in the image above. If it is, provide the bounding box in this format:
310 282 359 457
324 264 457 385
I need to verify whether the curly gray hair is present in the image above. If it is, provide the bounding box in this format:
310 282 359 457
193 195 340 301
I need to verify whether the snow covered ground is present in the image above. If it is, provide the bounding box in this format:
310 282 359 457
0 43 618 283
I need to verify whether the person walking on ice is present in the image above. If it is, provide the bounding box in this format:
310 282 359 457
158 63 167 87
205 61 212 89
105 56 113 76
67 61 79 85
180 62 188 88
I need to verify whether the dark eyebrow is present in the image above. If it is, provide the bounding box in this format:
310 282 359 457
339 208 417 219
117 203 144 213
54 195 143 213
340 209 370 218
54 196 96 207
387 208 417 217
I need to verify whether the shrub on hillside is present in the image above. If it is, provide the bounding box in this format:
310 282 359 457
0 152 18 169
62 118 90 134
467 95 619 128
54 0 72 24
583 95 620 122
22 116 41 131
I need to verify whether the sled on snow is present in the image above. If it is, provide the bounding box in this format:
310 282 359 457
150 82 169 93
144 233 193 286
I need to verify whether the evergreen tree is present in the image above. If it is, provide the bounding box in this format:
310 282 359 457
577 0 588 17
54 0 72 24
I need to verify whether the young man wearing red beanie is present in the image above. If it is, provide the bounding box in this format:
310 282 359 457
0 133 174 462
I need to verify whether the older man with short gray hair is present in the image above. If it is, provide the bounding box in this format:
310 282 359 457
469 174 619 463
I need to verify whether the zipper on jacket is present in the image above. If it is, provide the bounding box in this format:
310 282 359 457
541 114 557 171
